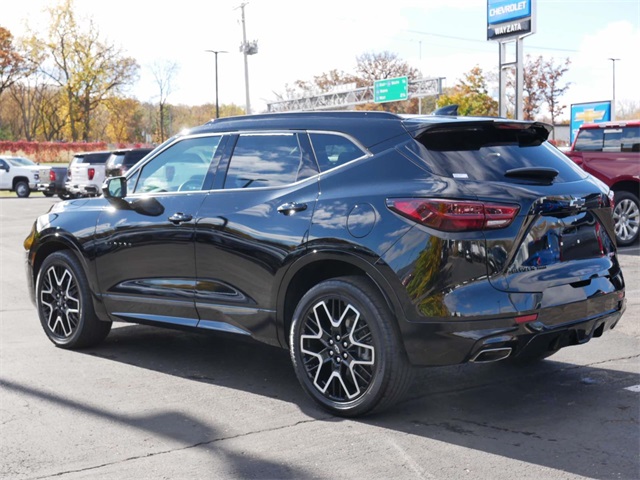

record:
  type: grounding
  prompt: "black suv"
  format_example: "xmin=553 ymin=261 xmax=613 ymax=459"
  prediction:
xmin=25 ymin=111 xmax=626 ymax=416
xmin=105 ymin=148 xmax=154 ymax=178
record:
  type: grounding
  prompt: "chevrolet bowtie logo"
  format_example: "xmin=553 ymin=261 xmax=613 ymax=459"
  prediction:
xmin=575 ymin=108 xmax=606 ymax=124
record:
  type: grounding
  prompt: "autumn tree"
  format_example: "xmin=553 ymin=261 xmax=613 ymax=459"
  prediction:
xmin=30 ymin=0 xmax=138 ymax=141
xmin=505 ymin=55 xmax=571 ymax=122
xmin=437 ymin=65 xmax=498 ymax=117
xmin=0 ymin=26 xmax=27 ymax=96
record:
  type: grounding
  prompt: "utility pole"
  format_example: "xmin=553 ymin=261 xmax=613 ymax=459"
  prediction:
xmin=238 ymin=3 xmax=258 ymax=115
xmin=608 ymin=58 xmax=620 ymax=121
xmin=205 ymin=50 xmax=227 ymax=118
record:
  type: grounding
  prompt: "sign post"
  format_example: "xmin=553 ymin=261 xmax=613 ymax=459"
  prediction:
xmin=570 ymin=101 xmax=612 ymax=144
xmin=487 ymin=0 xmax=536 ymax=120
xmin=374 ymin=77 xmax=408 ymax=104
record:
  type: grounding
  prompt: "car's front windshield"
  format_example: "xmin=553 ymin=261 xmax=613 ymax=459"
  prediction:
xmin=8 ymin=157 xmax=37 ymax=167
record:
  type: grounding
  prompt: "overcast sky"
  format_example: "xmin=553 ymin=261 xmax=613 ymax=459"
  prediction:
xmin=3 ymin=0 xmax=640 ymax=121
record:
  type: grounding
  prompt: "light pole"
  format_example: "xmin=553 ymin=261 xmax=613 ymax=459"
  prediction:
xmin=608 ymin=58 xmax=620 ymax=121
xmin=205 ymin=50 xmax=227 ymax=118
xmin=237 ymin=2 xmax=258 ymax=115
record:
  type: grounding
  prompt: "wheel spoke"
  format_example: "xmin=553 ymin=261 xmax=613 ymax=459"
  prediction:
xmin=299 ymin=297 xmax=376 ymax=403
xmin=39 ymin=264 xmax=80 ymax=340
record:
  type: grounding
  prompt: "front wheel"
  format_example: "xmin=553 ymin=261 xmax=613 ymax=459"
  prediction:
xmin=290 ymin=276 xmax=413 ymax=417
xmin=36 ymin=251 xmax=111 ymax=349
xmin=613 ymin=190 xmax=639 ymax=246
xmin=15 ymin=180 xmax=30 ymax=198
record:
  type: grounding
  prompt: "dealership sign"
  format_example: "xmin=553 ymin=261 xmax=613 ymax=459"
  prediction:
xmin=487 ymin=0 xmax=535 ymax=40
xmin=570 ymin=101 xmax=612 ymax=144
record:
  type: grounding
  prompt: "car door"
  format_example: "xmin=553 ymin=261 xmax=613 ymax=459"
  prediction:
xmin=194 ymin=132 xmax=319 ymax=345
xmin=0 ymin=159 xmax=10 ymax=189
xmin=94 ymin=135 xmax=226 ymax=327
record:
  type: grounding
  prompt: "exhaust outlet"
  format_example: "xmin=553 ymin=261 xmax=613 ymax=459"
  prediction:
xmin=470 ymin=347 xmax=512 ymax=363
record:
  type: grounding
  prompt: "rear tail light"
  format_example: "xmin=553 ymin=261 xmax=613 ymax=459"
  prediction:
xmin=515 ymin=313 xmax=538 ymax=324
xmin=88 ymin=167 xmax=95 ymax=180
xmin=49 ymin=170 xmax=56 ymax=181
xmin=387 ymin=198 xmax=520 ymax=232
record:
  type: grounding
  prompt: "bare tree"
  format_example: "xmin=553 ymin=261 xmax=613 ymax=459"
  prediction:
xmin=150 ymin=60 xmax=179 ymax=142
xmin=541 ymin=57 xmax=571 ymax=126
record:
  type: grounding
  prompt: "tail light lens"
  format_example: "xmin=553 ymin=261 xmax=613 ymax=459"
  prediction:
xmin=387 ymin=198 xmax=520 ymax=232
xmin=88 ymin=167 xmax=95 ymax=180
xmin=49 ymin=170 xmax=56 ymax=181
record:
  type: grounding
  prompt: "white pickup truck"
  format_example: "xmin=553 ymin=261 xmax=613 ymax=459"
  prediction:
xmin=0 ymin=156 xmax=41 ymax=197
xmin=65 ymin=150 xmax=111 ymax=197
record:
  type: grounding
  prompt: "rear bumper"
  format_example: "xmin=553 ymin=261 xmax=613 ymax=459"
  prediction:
xmin=66 ymin=183 xmax=100 ymax=196
xmin=402 ymin=297 xmax=626 ymax=366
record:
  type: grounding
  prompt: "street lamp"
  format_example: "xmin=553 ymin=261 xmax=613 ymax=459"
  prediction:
xmin=237 ymin=2 xmax=258 ymax=115
xmin=608 ymin=58 xmax=620 ymax=121
xmin=205 ymin=50 xmax=227 ymax=118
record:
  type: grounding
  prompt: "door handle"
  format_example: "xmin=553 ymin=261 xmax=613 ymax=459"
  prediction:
xmin=277 ymin=202 xmax=308 ymax=215
xmin=168 ymin=212 xmax=193 ymax=224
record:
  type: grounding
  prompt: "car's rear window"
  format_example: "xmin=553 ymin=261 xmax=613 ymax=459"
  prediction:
xmin=414 ymin=126 xmax=587 ymax=183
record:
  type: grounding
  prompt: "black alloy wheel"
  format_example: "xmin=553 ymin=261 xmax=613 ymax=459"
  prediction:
xmin=290 ymin=276 xmax=412 ymax=417
xmin=36 ymin=251 xmax=111 ymax=349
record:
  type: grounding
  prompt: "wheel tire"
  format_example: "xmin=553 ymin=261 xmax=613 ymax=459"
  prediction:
xmin=43 ymin=191 xmax=54 ymax=197
xmin=58 ymin=191 xmax=76 ymax=200
xmin=36 ymin=251 xmax=111 ymax=349
xmin=15 ymin=180 xmax=31 ymax=198
xmin=290 ymin=276 xmax=413 ymax=417
xmin=613 ymin=190 xmax=639 ymax=246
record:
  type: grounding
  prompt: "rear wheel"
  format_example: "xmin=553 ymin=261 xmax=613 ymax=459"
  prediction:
xmin=42 ymin=191 xmax=54 ymax=197
xmin=36 ymin=251 xmax=111 ymax=349
xmin=613 ymin=190 xmax=639 ymax=246
xmin=290 ymin=276 xmax=413 ymax=417
xmin=15 ymin=180 xmax=30 ymax=198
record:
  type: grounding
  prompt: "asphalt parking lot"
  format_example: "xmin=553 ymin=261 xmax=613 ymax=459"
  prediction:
xmin=1 ymin=196 xmax=638 ymax=480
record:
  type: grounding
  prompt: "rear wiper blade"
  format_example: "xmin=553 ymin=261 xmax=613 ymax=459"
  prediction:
xmin=504 ymin=167 xmax=559 ymax=181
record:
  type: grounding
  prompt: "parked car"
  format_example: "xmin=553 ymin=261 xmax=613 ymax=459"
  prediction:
xmin=565 ymin=119 xmax=640 ymax=246
xmin=105 ymin=148 xmax=154 ymax=178
xmin=0 ymin=156 xmax=40 ymax=197
xmin=25 ymin=112 xmax=626 ymax=416
xmin=65 ymin=150 xmax=111 ymax=197
xmin=37 ymin=165 xmax=72 ymax=199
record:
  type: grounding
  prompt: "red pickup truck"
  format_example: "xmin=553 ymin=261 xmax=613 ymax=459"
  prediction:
xmin=565 ymin=119 xmax=640 ymax=246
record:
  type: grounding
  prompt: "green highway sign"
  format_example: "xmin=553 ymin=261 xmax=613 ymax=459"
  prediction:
xmin=374 ymin=76 xmax=408 ymax=103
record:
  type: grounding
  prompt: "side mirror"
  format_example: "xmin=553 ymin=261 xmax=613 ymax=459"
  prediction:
xmin=103 ymin=176 xmax=127 ymax=199
xmin=0 ymin=164 xmax=9 ymax=172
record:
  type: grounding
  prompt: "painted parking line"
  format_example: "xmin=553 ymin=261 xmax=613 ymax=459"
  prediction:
xmin=624 ymin=385 xmax=640 ymax=393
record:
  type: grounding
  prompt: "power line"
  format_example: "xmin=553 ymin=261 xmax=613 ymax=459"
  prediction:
xmin=404 ymin=29 xmax=580 ymax=53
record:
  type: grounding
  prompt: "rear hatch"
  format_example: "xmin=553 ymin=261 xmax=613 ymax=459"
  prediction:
xmin=409 ymin=120 xmax=622 ymax=324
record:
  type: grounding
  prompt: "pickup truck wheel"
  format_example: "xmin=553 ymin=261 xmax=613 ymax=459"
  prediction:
xmin=43 ymin=192 xmax=54 ymax=197
xmin=15 ymin=180 xmax=31 ymax=198
xmin=59 ymin=192 xmax=75 ymax=200
xmin=613 ymin=191 xmax=639 ymax=246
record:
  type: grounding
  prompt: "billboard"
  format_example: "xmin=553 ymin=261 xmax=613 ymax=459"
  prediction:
xmin=570 ymin=101 xmax=612 ymax=144
xmin=487 ymin=0 xmax=535 ymax=40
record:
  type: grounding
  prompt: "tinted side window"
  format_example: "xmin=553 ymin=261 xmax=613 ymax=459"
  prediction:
xmin=574 ymin=129 xmax=604 ymax=151
xmin=621 ymin=126 xmax=640 ymax=152
xmin=125 ymin=150 xmax=151 ymax=166
xmin=224 ymin=134 xmax=304 ymax=189
xmin=132 ymin=136 xmax=222 ymax=194
xmin=309 ymin=133 xmax=366 ymax=172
